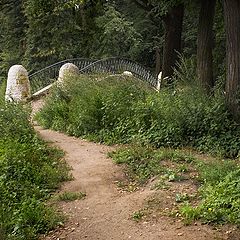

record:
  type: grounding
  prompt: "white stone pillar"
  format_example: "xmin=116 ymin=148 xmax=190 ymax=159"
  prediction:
xmin=156 ymin=71 xmax=162 ymax=91
xmin=122 ymin=71 xmax=133 ymax=77
xmin=5 ymin=65 xmax=31 ymax=102
xmin=58 ymin=63 xmax=79 ymax=83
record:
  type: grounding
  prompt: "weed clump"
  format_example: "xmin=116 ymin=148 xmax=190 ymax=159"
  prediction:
xmin=55 ymin=192 xmax=86 ymax=202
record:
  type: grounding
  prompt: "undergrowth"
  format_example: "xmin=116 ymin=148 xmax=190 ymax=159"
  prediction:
xmin=0 ymin=100 xmax=70 ymax=239
xmin=36 ymin=74 xmax=240 ymax=158
xmin=36 ymin=73 xmax=240 ymax=225
xmin=180 ymin=160 xmax=240 ymax=224
xmin=109 ymin=145 xmax=195 ymax=184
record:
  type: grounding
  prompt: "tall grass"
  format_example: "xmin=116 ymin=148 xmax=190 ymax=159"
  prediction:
xmin=37 ymin=74 xmax=240 ymax=158
xmin=0 ymin=93 xmax=70 ymax=239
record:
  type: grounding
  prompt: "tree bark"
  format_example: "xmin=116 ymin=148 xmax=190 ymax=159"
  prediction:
xmin=197 ymin=0 xmax=216 ymax=92
xmin=224 ymin=0 xmax=240 ymax=119
xmin=162 ymin=4 xmax=184 ymax=81
xmin=155 ymin=46 xmax=162 ymax=76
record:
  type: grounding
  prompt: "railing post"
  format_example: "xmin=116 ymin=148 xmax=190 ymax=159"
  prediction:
xmin=156 ymin=72 xmax=162 ymax=91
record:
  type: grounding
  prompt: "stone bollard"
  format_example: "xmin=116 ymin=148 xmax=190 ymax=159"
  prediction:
xmin=122 ymin=71 xmax=133 ymax=77
xmin=5 ymin=65 xmax=31 ymax=102
xmin=156 ymin=71 xmax=162 ymax=91
xmin=58 ymin=63 xmax=79 ymax=83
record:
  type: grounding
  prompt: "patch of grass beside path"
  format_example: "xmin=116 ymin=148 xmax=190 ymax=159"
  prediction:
xmin=110 ymin=144 xmax=240 ymax=225
xmin=54 ymin=192 xmax=86 ymax=202
xmin=110 ymin=145 xmax=196 ymax=185
xmin=0 ymin=101 xmax=71 ymax=240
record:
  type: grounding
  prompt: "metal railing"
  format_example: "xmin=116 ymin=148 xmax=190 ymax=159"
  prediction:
xmin=29 ymin=57 xmax=158 ymax=94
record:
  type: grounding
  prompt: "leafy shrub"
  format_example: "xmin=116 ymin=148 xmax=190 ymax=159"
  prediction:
xmin=36 ymin=75 xmax=151 ymax=144
xmin=178 ymin=154 xmax=240 ymax=224
xmin=197 ymin=169 xmax=240 ymax=224
xmin=37 ymin=74 xmax=240 ymax=158
xmin=0 ymin=101 xmax=70 ymax=239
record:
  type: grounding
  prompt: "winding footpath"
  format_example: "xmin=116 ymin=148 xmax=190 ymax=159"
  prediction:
xmin=32 ymin=101 xmax=232 ymax=240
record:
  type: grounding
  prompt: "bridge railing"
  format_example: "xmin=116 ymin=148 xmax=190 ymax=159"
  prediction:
xmin=29 ymin=58 xmax=96 ymax=94
xmin=29 ymin=57 xmax=158 ymax=94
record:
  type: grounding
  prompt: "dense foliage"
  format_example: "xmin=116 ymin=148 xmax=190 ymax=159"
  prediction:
xmin=36 ymin=74 xmax=240 ymax=158
xmin=0 ymin=0 xmax=158 ymax=76
xmin=0 ymin=97 xmax=70 ymax=239
xmin=0 ymin=1 xmax=224 ymax=77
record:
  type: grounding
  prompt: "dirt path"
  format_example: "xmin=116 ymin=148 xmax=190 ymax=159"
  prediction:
xmin=32 ymin=126 xmax=233 ymax=240
xmin=32 ymin=100 xmax=236 ymax=240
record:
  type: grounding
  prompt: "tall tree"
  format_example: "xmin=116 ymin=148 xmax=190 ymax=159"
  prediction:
xmin=23 ymin=0 xmax=105 ymax=71
xmin=162 ymin=3 xmax=184 ymax=80
xmin=132 ymin=0 xmax=184 ymax=80
xmin=197 ymin=0 xmax=216 ymax=92
xmin=94 ymin=5 xmax=141 ymax=58
xmin=224 ymin=0 xmax=240 ymax=118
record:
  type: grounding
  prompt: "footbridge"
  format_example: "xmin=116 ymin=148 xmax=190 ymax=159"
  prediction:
xmin=29 ymin=57 xmax=158 ymax=94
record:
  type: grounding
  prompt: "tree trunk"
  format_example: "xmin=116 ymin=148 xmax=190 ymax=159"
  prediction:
xmin=197 ymin=0 xmax=216 ymax=92
xmin=155 ymin=46 xmax=162 ymax=76
xmin=162 ymin=4 xmax=184 ymax=81
xmin=224 ymin=0 xmax=240 ymax=119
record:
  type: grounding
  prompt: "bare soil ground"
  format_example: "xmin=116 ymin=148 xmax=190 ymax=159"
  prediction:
xmin=32 ymin=100 xmax=239 ymax=240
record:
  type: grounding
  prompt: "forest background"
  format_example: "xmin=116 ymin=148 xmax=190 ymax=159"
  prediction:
xmin=0 ymin=0 xmax=240 ymax=116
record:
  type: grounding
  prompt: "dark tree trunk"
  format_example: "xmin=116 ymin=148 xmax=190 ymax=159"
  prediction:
xmin=197 ymin=0 xmax=216 ymax=92
xmin=155 ymin=46 xmax=162 ymax=76
xmin=224 ymin=0 xmax=240 ymax=119
xmin=162 ymin=4 xmax=184 ymax=81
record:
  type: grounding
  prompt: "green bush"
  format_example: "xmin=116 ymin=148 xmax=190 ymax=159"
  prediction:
xmin=178 ymin=151 xmax=240 ymax=224
xmin=37 ymin=74 xmax=240 ymax=158
xmin=36 ymin=75 xmax=151 ymax=144
xmin=0 ymin=102 xmax=69 ymax=240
